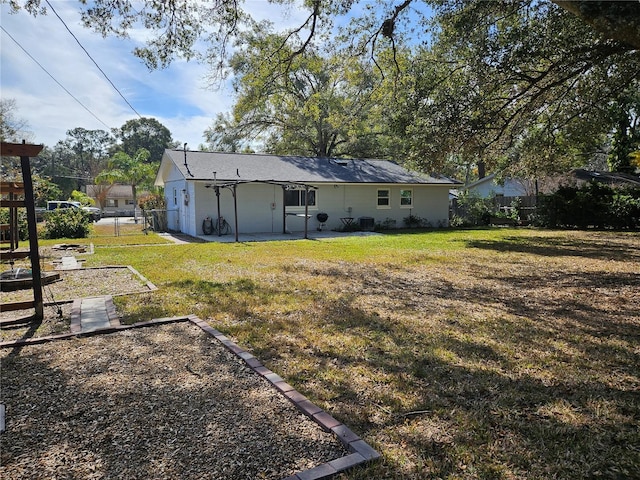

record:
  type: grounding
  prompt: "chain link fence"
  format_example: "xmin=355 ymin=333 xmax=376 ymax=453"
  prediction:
xmin=92 ymin=210 xmax=168 ymax=237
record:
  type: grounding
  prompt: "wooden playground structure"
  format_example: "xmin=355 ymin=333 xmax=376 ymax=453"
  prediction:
xmin=1 ymin=141 xmax=46 ymax=325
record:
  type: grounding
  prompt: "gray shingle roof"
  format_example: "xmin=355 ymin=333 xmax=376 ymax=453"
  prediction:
xmin=162 ymin=150 xmax=458 ymax=185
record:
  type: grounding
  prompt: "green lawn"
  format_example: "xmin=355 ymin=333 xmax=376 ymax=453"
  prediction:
xmin=78 ymin=229 xmax=640 ymax=478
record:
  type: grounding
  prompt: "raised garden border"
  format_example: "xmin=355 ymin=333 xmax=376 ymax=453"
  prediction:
xmin=0 ymin=314 xmax=380 ymax=480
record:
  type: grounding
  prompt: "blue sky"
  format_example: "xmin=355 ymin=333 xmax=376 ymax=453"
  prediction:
xmin=1 ymin=1 xmax=432 ymax=151
xmin=0 ymin=1 xmax=309 ymax=149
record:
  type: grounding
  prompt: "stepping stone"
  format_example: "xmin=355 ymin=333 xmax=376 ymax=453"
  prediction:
xmin=80 ymin=297 xmax=111 ymax=332
xmin=58 ymin=256 xmax=80 ymax=270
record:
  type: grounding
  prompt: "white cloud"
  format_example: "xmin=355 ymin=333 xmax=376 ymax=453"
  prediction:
xmin=1 ymin=1 xmax=229 ymax=147
xmin=0 ymin=0 xmax=314 ymax=149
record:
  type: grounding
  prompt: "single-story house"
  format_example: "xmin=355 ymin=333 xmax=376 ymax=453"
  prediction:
xmin=462 ymin=170 xmax=640 ymax=199
xmin=566 ymin=169 xmax=640 ymax=187
xmin=463 ymin=174 xmax=535 ymax=197
xmin=86 ymin=184 xmax=138 ymax=216
xmin=154 ymin=150 xmax=460 ymax=237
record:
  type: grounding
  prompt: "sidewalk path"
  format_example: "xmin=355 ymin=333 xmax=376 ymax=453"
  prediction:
xmin=71 ymin=295 xmax=119 ymax=334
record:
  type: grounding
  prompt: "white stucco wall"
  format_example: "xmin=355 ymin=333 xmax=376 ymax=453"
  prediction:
xmin=306 ymin=183 xmax=451 ymax=230
xmin=198 ymin=182 xmax=450 ymax=234
xmin=167 ymin=180 xmax=451 ymax=235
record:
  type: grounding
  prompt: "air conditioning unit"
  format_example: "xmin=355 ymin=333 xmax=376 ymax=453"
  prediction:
xmin=358 ymin=216 xmax=375 ymax=231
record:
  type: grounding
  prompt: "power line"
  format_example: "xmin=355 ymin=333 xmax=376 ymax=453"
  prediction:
xmin=0 ymin=25 xmax=111 ymax=130
xmin=44 ymin=0 xmax=142 ymax=119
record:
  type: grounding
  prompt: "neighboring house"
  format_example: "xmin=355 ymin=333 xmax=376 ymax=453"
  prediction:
xmin=566 ymin=169 xmax=640 ymax=188
xmin=452 ymin=174 xmax=539 ymax=220
xmin=463 ymin=174 xmax=535 ymax=197
xmin=86 ymin=184 xmax=137 ymax=215
xmin=463 ymin=170 xmax=640 ymax=199
xmin=154 ymin=149 xmax=460 ymax=237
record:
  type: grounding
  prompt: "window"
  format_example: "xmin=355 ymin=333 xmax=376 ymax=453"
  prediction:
xmin=173 ymin=188 xmax=177 ymax=206
xmin=377 ymin=189 xmax=390 ymax=208
xmin=400 ymin=189 xmax=413 ymax=207
xmin=125 ymin=199 xmax=135 ymax=206
xmin=285 ymin=189 xmax=316 ymax=207
xmin=105 ymin=199 xmax=118 ymax=208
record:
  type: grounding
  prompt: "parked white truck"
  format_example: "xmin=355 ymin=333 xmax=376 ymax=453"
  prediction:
xmin=44 ymin=201 xmax=102 ymax=222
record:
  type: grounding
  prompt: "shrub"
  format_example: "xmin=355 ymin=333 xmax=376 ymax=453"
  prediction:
xmin=610 ymin=192 xmax=640 ymax=229
xmin=70 ymin=190 xmax=96 ymax=207
xmin=537 ymin=182 xmax=640 ymax=229
xmin=138 ymin=192 xmax=166 ymax=211
xmin=41 ymin=208 xmax=92 ymax=239
xmin=0 ymin=208 xmax=29 ymax=241
xmin=450 ymin=214 xmax=466 ymax=228
xmin=403 ymin=213 xmax=424 ymax=228
xmin=376 ymin=218 xmax=397 ymax=230
xmin=454 ymin=191 xmax=495 ymax=226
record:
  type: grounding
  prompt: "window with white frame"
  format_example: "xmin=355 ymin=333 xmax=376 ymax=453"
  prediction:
xmin=105 ymin=199 xmax=118 ymax=208
xmin=285 ymin=189 xmax=316 ymax=207
xmin=173 ymin=188 xmax=177 ymax=206
xmin=377 ymin=189 xmax=390 ymax=208
xmin=125 ymin=199 xmax=135 ymax=206
xmin=400 ymin=189 xmax=413 ymax=207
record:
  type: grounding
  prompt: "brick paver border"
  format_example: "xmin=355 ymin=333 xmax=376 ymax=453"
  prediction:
xmin=1 ymin=315 xmax=380 ymax=479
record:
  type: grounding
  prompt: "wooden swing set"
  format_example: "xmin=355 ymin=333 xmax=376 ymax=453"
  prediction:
xmin=1 ymin=141 xmax=46 ymax=325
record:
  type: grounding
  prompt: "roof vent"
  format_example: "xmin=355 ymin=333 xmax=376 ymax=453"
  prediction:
xmin=333 ymin=159 xmax=349 ymax=166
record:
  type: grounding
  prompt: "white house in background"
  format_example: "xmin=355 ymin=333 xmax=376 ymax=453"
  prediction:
xmin=154 ymin=149 xmax=460 ymax=237
xmin=464 ymin=174 xmax=535 ymax=197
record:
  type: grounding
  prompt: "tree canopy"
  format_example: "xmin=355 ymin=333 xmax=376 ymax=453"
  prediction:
xmin=205 ymin=27 xmax=398 ymax=159
xmin=387 ymin=2 xmax=639 ymax=175
xmin=0 ymin=112 xmax=173 ymax=199
xmin=10 ymin=0 xmax=640 ymax=177
xmin=112 ymin=117 xmax=175 ymax=163
xmin=95 ymin=148 xmax=156 ymax=219
xmin=11 ymin=1 xmax=639 ymax=65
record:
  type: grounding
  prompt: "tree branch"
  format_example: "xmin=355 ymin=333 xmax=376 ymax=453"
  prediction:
xmin=553 ymin=1 xmax=640 ymax=49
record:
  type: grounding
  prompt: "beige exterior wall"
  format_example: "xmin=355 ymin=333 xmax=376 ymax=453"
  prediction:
xmin=175 ymin=181 xmax=450 ymax=236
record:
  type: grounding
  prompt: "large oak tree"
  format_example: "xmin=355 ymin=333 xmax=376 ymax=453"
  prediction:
xmin=112 ymin=117 xmax=174 ymax=163
xmin=388 ymin=2 xmax=639 ymax=176
xmin=205 ymin=26 xmax=396 ymax=158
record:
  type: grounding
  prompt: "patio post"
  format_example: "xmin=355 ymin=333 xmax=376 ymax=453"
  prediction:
xmin=282 ymin=185 xmax=287 ymax=234
xmin=215 ymin=185 xmax=222 ymax=237
xmin=304 ymin=186 xmax=309 ymax=239
xmin=232 ymin=183 xmax=239 ymax=242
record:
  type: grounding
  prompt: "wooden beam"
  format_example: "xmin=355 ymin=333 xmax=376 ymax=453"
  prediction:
xmin=20 ymin=155 xmax=44 ymax=321
xmin=0 ymin=315 xmax=36 ymax=328
xmin=0 ymin=142 xmax=43 ymax=158
xmin=0 ymin=250 xmax=31 ymax=260
xmin=0 ymin=200 xmax=25 ymax=208
xmin=0 ymin=300 xmax=36 ymax=312
xmin=0 ymin=181 xmax=25 ymax=195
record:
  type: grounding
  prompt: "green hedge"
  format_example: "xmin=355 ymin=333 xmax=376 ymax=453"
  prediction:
xmin=536 ymin=182 xmax=640 ymax=229
xmin=41 ymin=209 xmax=92 ymax=239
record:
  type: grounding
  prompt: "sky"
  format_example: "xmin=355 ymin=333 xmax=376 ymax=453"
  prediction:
xmin=0 ymin=1 xmax=309 ymax=150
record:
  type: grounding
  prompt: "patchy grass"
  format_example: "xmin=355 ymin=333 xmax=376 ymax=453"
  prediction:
xmin=29 ymin=218 xmax=171 ymax=247
xmin=31 ymin=229 xmax=640 ymax=477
